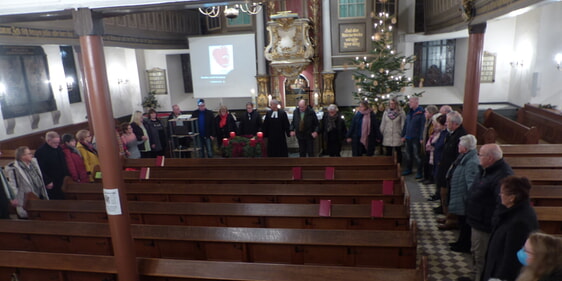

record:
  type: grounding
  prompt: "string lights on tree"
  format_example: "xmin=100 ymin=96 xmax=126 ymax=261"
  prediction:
xmin=350 ymin=0 xmax=422 ymax=109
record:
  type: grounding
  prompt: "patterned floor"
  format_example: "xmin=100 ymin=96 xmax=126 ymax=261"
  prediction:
xmin=406 ymin=178 xmax=473 ymax=281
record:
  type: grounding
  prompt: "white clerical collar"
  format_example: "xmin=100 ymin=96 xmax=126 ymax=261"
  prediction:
xmin=271 ymin=111 xmax=278 ymax=118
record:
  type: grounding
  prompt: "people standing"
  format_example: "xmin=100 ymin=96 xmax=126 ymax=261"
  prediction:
xmin=401 ymin=97 xmax=425 ymax=178
xmin=482 ymin=176 xmax=539 ymax=281
xmin=238 ymin=102 xmax=262 ymax=136
xmin=422 ymin=105 xmax=439 ymax=184
xmin=61 ymin=134 xmax=89 ymax=183
xmin=290 ymin=99 xmax=319 ymax=157
xmin=380 ymin=97 xmax=405 ymax=162
xmin=144 ymin=109 xmax=167 ymax=157
xmin=215 ymin=105 xmax=237 ymax=148
xmin=75 ymin=129 xmax=99 ymax=182
xmin=5 ymin=146 xmax=49 ymax=218
xmin=262 ymin=99 xmax=290 ymax=157
xmin=130 ymin=111 xmax=151 ymax=158
xmin=320 ymin=104 xmax=347 ymax=157
xmin=191 ymin=99 xmax=216 ymax=158
xmin=120 ymin=123 xmax=142 ymax=159
xmin=346 ymin=101 xmax=382 ymax=157
xmin=465 ymin=144 xmax=513 ymax=281
xmin=35 ymin=131 xmax=69 ymax=199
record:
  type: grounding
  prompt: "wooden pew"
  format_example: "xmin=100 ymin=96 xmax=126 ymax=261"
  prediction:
xmin=483 ymin=109 xmax=540 ymax=144
xmin=476 ymin=122 xmax=497 ymax=144
xmin=504 ymin=157 xmax=562 ymax=169
xmin=0 ymin=220 xmax=418 ymax=268
xmin=27 ymin=200 xmax=411 ymax=230
xmin=530 ymin=185 xmax=562 ymax=206
xmin=517 ymin=104 xmax=562 ymax=143
xmin=476 ymin=144 xmax=562 ymax=157
xmin=62 ymin=180 xmax=406 ymax=204
xmin=120 ymin=166 xmax=400 ymax=182
xmin=0 ymin=250 xmax=428 ymax=281
xmin=513 ymin=169 xmax=562 ymax=185
xmin=124 ymin=156 xmax=398 ymax=168
xmin=535 ymin=206 xmax=562 ymax=234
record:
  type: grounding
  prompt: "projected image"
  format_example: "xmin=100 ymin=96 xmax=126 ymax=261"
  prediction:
xmin=209 ymin=45 xmax=233 ymax=75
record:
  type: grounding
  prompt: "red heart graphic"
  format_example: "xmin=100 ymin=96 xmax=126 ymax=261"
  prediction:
xmin=212 ymin=46 xmax=231 ymax=68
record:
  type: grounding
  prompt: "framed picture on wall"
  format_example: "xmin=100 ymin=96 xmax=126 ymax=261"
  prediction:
xmin=146 ymin=68 xmax=168 ymax=95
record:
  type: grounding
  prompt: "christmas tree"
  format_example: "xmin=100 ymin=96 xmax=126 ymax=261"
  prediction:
xmin=350 ymin=0 xmax=422 ymax=109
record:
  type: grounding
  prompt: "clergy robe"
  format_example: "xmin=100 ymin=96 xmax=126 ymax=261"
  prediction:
xmin=262 ymin=110 xmax=290 ymax=157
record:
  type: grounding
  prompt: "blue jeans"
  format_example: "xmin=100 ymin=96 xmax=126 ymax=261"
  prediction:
xmin=404 ymin=138 xmax=422 ymax=173
xmin=199 ymin=136 xmax=213 ymax=158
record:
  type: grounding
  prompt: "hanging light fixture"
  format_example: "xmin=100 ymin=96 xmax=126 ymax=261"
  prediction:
xmin=198 ymin=2 xmax=263 ymax=18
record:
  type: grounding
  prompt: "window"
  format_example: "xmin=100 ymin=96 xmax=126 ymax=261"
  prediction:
xmin=206 ymin=16 xmax=220 ymax=31
xmin=413 ymin=39 xmax=456 ymax=87
xmin=60 ymin=46 xmax=81 ymax=104
xmin=338 ymin=0 xmax=366 ymax=18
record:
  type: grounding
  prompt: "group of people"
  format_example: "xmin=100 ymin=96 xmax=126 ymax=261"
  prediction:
xmin=0 ymin=130 xmax=100 ymax=219
xmin=398 ymin=101 xmax=562 ymax=281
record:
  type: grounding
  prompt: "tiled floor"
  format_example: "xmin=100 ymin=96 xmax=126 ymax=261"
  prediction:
xmin=406 ymin=177 xmax=473 ymax=281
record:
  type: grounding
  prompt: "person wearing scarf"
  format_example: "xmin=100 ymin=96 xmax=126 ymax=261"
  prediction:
xmin=60 ymin=133 xmax=89 ymax=183
xmin=75 ymin=129 xmax=100 ymax=182
xmin=5 ymin=146 xmax=50 ymax=218
xmin=214 ymin=105 xmax=237 ymax=148
xmin=320 ymin=104 xmax=347 ymax=157
xmin=380 ymin=97 xmax=405 ymax=162
xmin=346 ymin=101 xmax=382 ymax=156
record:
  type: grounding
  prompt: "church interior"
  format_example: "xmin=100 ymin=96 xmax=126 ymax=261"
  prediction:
xmin=0 ymin=0 xmax=560 ymax=281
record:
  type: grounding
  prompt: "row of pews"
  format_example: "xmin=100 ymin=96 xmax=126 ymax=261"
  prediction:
xmin=0 ymin=156 xmax=429 ymax=281
xmin=477 ymin=104 xmax=562 ymax=144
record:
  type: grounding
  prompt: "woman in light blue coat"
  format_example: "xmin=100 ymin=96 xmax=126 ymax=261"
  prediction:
xmin=446 ymin=134 xmax=480 ymax=252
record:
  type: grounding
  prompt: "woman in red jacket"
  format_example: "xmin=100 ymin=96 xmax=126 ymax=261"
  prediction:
xmin=61 ymin=134 xmax=89 ymax=183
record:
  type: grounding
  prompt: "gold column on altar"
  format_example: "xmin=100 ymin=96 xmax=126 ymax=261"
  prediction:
xmin=322 ymin=72 xmax=335 ymax=105
xmin=256 ymin=75 xmax=270 ymax=110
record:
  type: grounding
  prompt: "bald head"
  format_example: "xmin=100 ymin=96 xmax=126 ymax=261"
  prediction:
xmin=479 ymin=144 xmax=503 ymax=168
xmin=298 ymin=99 xmax=307 ymax=112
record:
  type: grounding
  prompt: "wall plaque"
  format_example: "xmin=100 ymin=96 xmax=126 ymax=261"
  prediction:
xmin=146 ymin=67 xmax=167 ymax=95
xmin=339 ymin=23 xmax=366 ymax=52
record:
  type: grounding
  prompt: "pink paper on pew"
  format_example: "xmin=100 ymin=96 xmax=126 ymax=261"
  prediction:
xmin=371 ymin=200 xmax=384 ymax=217
xmin=139 ymin=167 xmax=150 ymax=180
xmin=382 ymin=180 xmax=394 ymax=195
xmin=319 ymin=200 xmax=332 ymax=217
xmin=155 ymin=156 xmax=165 ymax=167
xmin=292 ymin=167 xmax=302 ymax=180
xmin=325 ymin=167 xmax=335 ymax=180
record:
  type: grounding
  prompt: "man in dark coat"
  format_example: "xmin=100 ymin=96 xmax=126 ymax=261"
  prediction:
xmin=238 ymin=102 xmax=262 ymax=136
xmin=465 ymin=144 xmax=513 ymax=281
xmin=401 ymin=97 xmax=425 ymax=178
xmin=262 ymin=99 xmax=290 ymax=157
xmin=290 ymin=99 xmax=319 ymax=157
xmin=35 ymin=131 xmax=69 ymax=200
xmin=191 ymin=99 xmax=216 ymax=158
xmin=435 ymin=110 xmax=467 ymax=215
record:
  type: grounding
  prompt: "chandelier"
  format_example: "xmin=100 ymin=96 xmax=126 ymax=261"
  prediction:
xmin=199 ymin=2 xmax=263 ymax=18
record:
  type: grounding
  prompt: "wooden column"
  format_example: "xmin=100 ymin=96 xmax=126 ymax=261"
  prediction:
xmin=462 ymin=23 xmax=486 ymax=135
xmin=72 ymin=8 xmax=139 ymax=281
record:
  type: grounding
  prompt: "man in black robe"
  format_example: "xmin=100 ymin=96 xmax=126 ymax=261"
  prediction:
xmin=262 ymin=99 xmax=290 ymax=157
xmin=35 ymin=131 xmax=69 ymax=200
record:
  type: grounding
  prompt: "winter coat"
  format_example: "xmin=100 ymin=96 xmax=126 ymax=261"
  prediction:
xmin=447 ymin=149 xmax=479 ymax=215
xmin=35 ymin=143 xmax=69 ymax=200
xmin=192 ymin=109 xmax=216 ymax=138
xmin=238 ymin=110 xmax=263 ymax=136
xmin=466 ymin=158 xmax=514 ymax=233
xmin=5 ymin=159 xmax=49 ymax=218
xmin=215 ymin=113 xmax=237 ymax=144
xmin=290 ymin=106 xmax=319 ymax=140
xmin=482 ymin=200 xmax=538 ymax=281
xmin=401 ymin=106 xmax=425 ymax=140
xmin=61 ymin=144 xmax=89 ymax=183
xmin=76 ymin=142 xmax=99 ymax=182
xmin=436 ymin=125 xmax=467 ymax=188
xmin=380 ymin=108 xmax=405 ymax=147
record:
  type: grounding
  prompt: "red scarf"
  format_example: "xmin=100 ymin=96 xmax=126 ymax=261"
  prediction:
xmin=219 ymin=114 xmax=227 ymax=128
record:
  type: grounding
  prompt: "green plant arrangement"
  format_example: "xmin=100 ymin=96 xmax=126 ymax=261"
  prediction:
xmin=538 ymin=104 xmax=557 ymax=110
xmin=222 ymin=136 xmax=263 ymax=158
xmin=142 ymin=90 xmax=161 ymax=110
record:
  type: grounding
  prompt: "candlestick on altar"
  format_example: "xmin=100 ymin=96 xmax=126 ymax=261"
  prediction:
xmin=222 ymin=138 xmax=229 ymax=146
xmin=314 ymin=92 xmax=319 ymax=107
xmin=229 ymin=131 xmax=236 ymax=138
xmin=268 ymin=94 xmax=272 ymax=105
xmin=250 ymin=89 xmax=256 ymax=106
xmin=257 ymin=132 xmax=264 ymax=139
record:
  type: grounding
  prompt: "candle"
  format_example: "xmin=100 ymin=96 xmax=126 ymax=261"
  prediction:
xmin=314 ymin=92 xmax=319 ymax=106
xmin=268 ymin=94 xmax=272 ymax=105
xmin=257 ymin=132 xmax=263 ymax=139
xmin=230 ymin=131 xmax=236 ymax=138
xmin=249 ymin=139 xmax=256 ymax=147
xmin=250 ymin=88 xmax=256 ymax=105
xmin=222 ymin=138 xmax=229 ymax=146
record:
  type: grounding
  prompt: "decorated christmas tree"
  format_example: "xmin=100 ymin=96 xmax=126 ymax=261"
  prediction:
xmin=350 ymin=0 xmax=422 ymax=108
